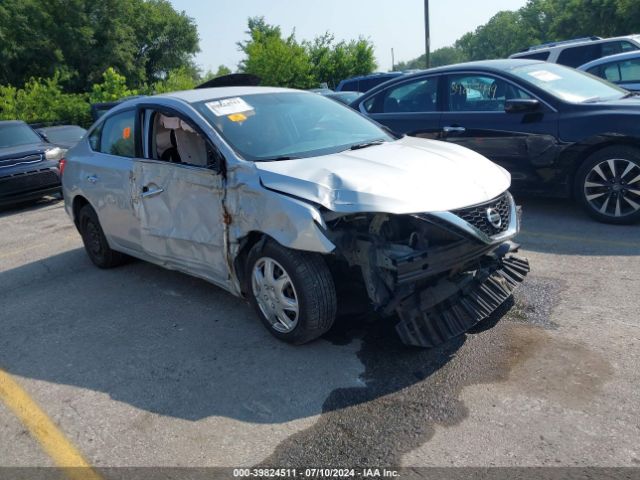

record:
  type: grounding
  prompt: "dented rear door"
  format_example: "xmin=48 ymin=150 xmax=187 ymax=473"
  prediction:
xmin=132 ymin=159 xmax=229 ymax=286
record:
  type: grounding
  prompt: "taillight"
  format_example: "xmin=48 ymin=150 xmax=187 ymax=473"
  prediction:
xmin=58 ymin=158 xmax=67 ymax=176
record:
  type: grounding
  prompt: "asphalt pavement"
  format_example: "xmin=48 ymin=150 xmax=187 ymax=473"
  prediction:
xmin=0 ymin=194 xmax=638 ymax=475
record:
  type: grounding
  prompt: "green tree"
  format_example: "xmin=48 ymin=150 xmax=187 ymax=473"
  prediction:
xmin=238 ymin=17 xmax=315 ymax=88
xmin=395 ymin=46 xmax=468 ymax=70
xmin=200 ymin=65 xmax=233 ymax=83
xmin=306 ymin=33 xmax=376 ymax=89
xmin=152 ymin=66 xmax=198 ymax=93
xmin=0 ymin=73 xmax=90 ymax=125
xmin=0 ymin=0 xmax=199 ymax=92
xmin=89 ymin=68 xmax=137 ymax=103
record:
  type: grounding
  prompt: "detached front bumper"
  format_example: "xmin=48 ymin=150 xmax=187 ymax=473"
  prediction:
xmin=395 ymin=250 xmax=530 ymax=348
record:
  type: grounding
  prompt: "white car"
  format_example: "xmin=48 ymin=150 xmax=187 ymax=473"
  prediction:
xmin=60 ymin=87 xmax=529 ymax=347
xmin=509 ymin=35 xmax=640 ymax=67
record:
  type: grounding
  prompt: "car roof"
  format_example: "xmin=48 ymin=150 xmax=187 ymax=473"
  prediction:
xmin=395 ymin=59 xmax=544 ymax=78
xmin=340 ymin=72 xmax=404 ymax=83
xmin=579 ymin=50 xmax=640 ymax=70
xmin=512 ymin=34 xmax=640 ymax=55
xmin=155 ymin=86 xmax=298 ymax=104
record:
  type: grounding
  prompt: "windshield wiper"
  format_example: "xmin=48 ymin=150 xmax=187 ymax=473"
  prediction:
xmin=621 ymin=91 xmax=639 ymax=99
xmin=348 ymin=139 xmax=386 ymax=151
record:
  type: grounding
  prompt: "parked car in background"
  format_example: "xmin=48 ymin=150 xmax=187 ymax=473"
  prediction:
xmin=336 ymin=71 xmax=406 ymax=93
xmin=37 ymin=125 xmax=87 ymax=149
xmin=352 ymin=59 xmax=640 ymax=224
xmin=90 ymin=95 xmax=146 ymax=122
xmin=0 ymin=120 xmax=65 ymax=205
xmin=311 ymin=88 xmax=362 ymax=106
xmin=579 ymin=51 xmax=640 ymax=91
xmin=509 ymin=35 xmax=640 ymax=68
xmin=62 ymin=87 xmax=528 ymax=348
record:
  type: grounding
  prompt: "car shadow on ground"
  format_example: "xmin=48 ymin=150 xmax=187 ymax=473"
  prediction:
xmin=0 ymin=248 xmax=471 ymax=425
xmin=0 ymin=196 xmax=62 ymax=218
xmin=513 ymin=194 xmax=639 ymax=256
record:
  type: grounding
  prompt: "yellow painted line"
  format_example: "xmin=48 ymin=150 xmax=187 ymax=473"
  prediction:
xmin=0 ymin=368 xmax=103 ymax=480
xmin=520 ymin=230 xmax=640 ymax=249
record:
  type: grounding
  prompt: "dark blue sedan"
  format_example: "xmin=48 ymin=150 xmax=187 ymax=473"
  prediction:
xmin=0 ymin=121 xmax=65 ymax=206
xmin=352 ymin=59 xmax=640 ymax=224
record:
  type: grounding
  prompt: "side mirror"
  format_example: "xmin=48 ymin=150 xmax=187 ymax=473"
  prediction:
xmin=505 ymin=98 xmax=540 ymax=114
xmin=38 ymin=131 xmax=50 ymax=142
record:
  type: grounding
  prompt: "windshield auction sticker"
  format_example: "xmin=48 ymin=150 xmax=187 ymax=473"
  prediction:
xmin=527 ymin=70 xmax=562 ymax=82
xmin=206 ymin=97 xmax=254 ymax=117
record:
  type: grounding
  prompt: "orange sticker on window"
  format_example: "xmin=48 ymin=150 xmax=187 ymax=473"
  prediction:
xmin=122 ymin=126 xmax=131 ymax=139
xmin=227 ymin=113 xmax=247 ymax=122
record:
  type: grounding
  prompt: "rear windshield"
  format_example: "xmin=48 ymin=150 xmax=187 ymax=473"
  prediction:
xmin=0 ymin=123 xmax=42 ymax=148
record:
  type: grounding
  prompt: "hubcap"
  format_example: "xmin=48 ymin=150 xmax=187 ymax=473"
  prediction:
xmin=251 ymin=257 xmax=299 ymax=333
xmin=584 ymin=158 xmax=640 ymax=217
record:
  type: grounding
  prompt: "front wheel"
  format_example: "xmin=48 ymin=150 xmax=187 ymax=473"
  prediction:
xmin=575 ymin=146 xmax=640 ymax=224
xmin=245 ymin=240 xmax=337 ymax=345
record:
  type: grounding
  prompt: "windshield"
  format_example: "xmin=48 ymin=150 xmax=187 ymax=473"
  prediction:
xmin=195 ymin=92 xmax=392 ymax=161
xmin=510 ymin=63 xmax=627 ymax=103
xmin=41 ymin=126 xmax=86 ymax=145
xmin=0 ymin=123 xmax=43 ymax=148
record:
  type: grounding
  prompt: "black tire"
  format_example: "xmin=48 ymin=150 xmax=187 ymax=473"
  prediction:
xmin=78 ymin=204 xmax=128 ymax=268
xmin=244 ymin=239 xmax=337 ymax=345
xmin=575 ymin=145 xmax=640 ymax=225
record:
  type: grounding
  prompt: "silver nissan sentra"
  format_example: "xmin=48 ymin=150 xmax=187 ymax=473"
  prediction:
xmin=61 ymin=87 xmax=529 ymax=347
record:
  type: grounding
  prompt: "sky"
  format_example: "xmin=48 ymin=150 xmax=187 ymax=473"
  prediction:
xmin=169 ymin=0 xmax=528 ymax=73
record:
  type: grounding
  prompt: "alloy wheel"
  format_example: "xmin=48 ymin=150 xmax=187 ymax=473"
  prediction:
xmin=251 ymin=257 xmax=299 ymax=333
xmin=583 ymin=158 xmax=640 ymax=218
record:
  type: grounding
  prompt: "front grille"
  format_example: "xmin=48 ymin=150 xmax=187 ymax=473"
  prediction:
xmin=0 ymin=153 xmax=43 ymax=168
xmin=0 ymin=169 xmax=59 ymax=196
xmin=452 ymin=193 xmax=511 ymax=237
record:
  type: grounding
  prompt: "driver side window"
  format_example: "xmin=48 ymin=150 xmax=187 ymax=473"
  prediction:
xmin=148 ymin=112 xmax=213 ymax=169
xmin=447 ymin=74 xmax=532 ymax=112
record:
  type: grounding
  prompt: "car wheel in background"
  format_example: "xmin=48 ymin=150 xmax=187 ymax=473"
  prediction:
xmin=575 ymin=145 xmax=640 ymax=224
xmin=78 ymin=204 xmax=128 ymax=268
xmin=245 ymin=239 xmax=337 ymax=344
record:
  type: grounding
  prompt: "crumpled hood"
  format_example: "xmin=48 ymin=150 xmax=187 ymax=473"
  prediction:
xmin=255 ymin=136 xmax=511 ymax=214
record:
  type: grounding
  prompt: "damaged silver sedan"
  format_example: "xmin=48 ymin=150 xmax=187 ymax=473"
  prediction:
xmin=61 ymin=87 xmax=529 ymax=347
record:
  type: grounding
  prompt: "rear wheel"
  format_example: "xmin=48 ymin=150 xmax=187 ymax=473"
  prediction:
xmin=575 ymin=146 xmax=640 ymax=224
xmin=245 ymin=240 xmax=337 ymax=345
xmin=78 ymin=204 xmax=128 ymax=268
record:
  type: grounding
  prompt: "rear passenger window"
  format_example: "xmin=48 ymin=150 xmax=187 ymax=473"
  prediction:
xmin=517 ymin=51 xmax=550 ymax=61
xmin=618 ymin=58 xmax=640 ymax=82
xmin=557 ymin=44 xmax=601 ymax=67
xmin=603 ymin=63 xmax=622 ymax=82
xmin=365 ymin=77 xmax=438 ymax=113
xmin=99 ymin=110 xmax=136 ymax=157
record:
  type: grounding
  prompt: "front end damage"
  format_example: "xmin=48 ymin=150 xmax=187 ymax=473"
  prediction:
xmin=322 ymin=191 xmax=530 ymax=348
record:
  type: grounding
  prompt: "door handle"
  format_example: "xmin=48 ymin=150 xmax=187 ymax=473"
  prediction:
xmin=141 ymin=186 xmax=164 ymax=198
xmin=442 ymin=126 xmax=466 ymax=134
xmin=86 ymin=175 xmax=98 ymax=184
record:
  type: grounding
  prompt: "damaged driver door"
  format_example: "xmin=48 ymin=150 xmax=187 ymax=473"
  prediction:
xmin=132 ymin=109 xmax=229 ymax=288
